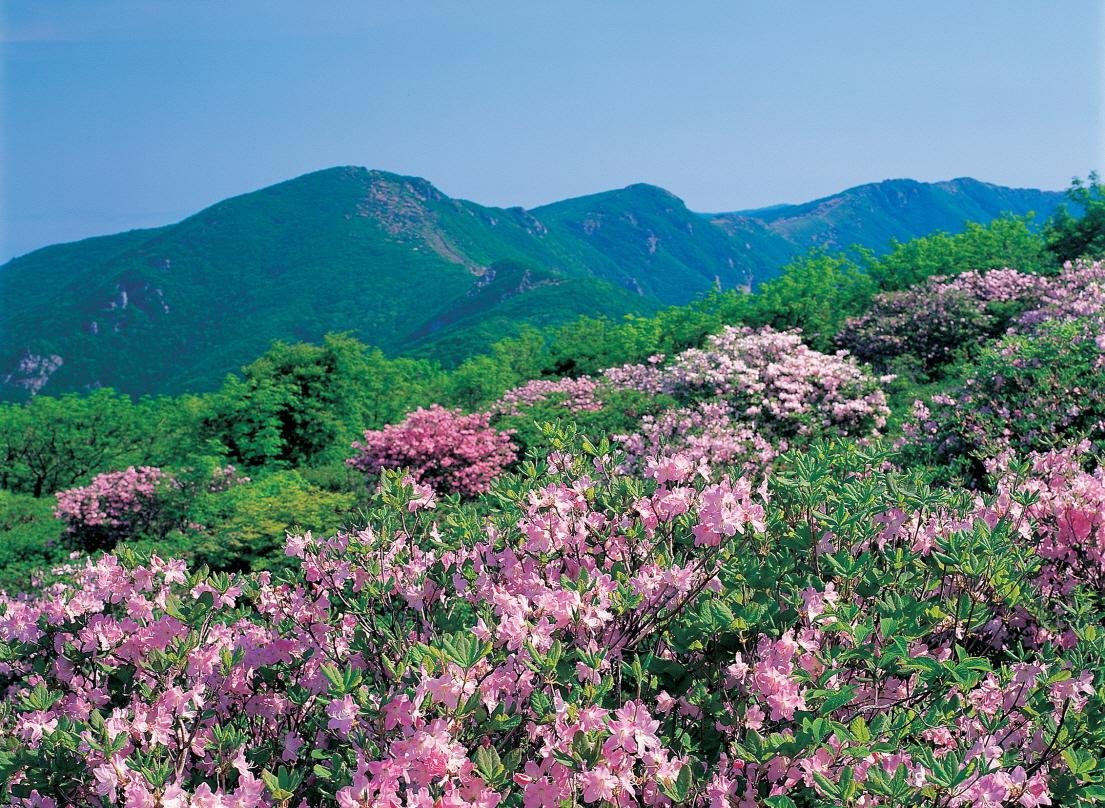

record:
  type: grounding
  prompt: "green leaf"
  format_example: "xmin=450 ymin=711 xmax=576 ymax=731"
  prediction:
xmin=849 ymin=716 xmax=871 ymax=744
xmin=822 ymin=685 xmax=857 ymax=713
xmin=473 ymin=745 xmax=504 ymax=784
xmin=660 ymin=764 xmax=693 ymax=802
xmin=765 ymin=797 xmax=798 ymax=808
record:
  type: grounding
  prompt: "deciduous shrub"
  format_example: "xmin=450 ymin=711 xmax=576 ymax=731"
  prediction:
xmin=988 ymin=443 xmax=1105 ymax=598
xmin=903 ymin=317 xmax=1105 ymax=478
xmin=835 ymin=268 xmax=1049 ymax=377
xmin=2 ymin=440 xmax=1104 ymax=806
xmin=348 ymin=405 xmax=517 ymax=497
xmin=0 ymin=492 xmax=66 ymax=593
xmin=53 ymin=466 xmax=176 ymax=553
xmin=175 ymin=470 xmax=354 ymax=572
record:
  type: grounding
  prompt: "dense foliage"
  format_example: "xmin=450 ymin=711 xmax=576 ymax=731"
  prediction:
xmin=2 ymin=187 xmax=1105 ymax=805
xmin=1047 ymin=173 xmax=1105 ymax=264
xmin=903 ymin=261 xmax=1105 ymax=480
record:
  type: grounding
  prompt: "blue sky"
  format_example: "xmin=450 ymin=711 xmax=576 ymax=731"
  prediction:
xmin=2 ymin=1 xmax=1102 ymax=261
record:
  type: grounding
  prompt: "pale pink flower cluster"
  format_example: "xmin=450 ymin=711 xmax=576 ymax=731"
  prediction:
xmin=348 ymin=405 xmax=517 ymax=497
xmin=606 ymin=329 xmax=887 ymax=478
xmin=206 ymin=464 xmax=250 ymax=493
xmin=599 ymin=354 xmax=669 ymax=396
xmin=493 ymin=376 xmax=602 ymax=418
xmin=655 ymin=327 xmax=890 ymax=437
xmin=53 ymin=466 xmax=172 ymax=550
xmin=1019 ymin=259 xmax=1105 ymax=326
xmin=606 ymin=328 xmax=889 ymax=447
xmin=616 ymin=402 xmax=781 ymax=476
xmin=939 ymin=267 xmax=1052 ymax=305
xmin=489 ymin=328 xmax=887 ymax=482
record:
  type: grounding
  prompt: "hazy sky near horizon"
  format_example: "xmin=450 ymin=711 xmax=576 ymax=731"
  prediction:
xmin=2 ymin=1 xmax=1103 ymax=261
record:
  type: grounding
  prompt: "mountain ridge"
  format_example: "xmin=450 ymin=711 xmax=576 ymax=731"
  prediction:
xmin=1 ymin=167 xmax=1066 ymax=399
xmin=711 ymin=176 xmax=1064 ymax=259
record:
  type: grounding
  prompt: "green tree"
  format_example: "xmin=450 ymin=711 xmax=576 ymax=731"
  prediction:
xmin=742 ymin=252 xmax=875 ymax=350
xmin=1046 ymin=172 xmax=1105 ymax=263
xmin=203 ymin=334 xmax=443 ymax=468
xmin=0 ymin=389 xmax=152 ymax=497
xmin=867 ymin=215 xmax=1052 ymax=291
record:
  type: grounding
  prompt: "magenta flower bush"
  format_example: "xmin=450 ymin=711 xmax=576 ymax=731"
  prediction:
xmin=348 ymin=405 xmax=517 ymax=497
xmin=4 ymin=438 xmax=1104 ymax=806
xmin=53 ymin=466 xmax=175 ymax=552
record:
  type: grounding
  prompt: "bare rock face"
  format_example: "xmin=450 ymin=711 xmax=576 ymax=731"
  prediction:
xmin=98 ymin=278 xmax=172 ymax=334
xmin=353 ymin=171 xmax=481 ymax=272
xmin=3 ymin=352 xmax=62 ymax=395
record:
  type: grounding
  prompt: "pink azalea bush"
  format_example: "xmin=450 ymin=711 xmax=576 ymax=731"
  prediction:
xmin=53 ymin=467 xmax=175 ymax=553
xmin=610 ymin=326 xmax=890 ymax=438
xmin=903 ymin=316 xmax=1105 ymax=477
xmin=1018 ymin=259 xmax=1105 ymax=328
xmin=348 ymin=405 xmax=517 ymax=497
xmin=494 ymin=327 xmax=890 ymax=476
xmin=614 ymin=402 xmax=781 ymax=477
xmin=986 ymin=442 xmax=1105 ymax=596
xmin=835 ymin=268 xmax=1050 ymax=376
xmin=4 ymin=438 xmax=1104 ymax=806
xmin=206 ymin=465 xmax=251 ymax=494
xmin=493 ymin=376 xmax=603 ymax=418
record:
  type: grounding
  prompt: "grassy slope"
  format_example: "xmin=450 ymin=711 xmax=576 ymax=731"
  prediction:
xmin=404 ymin=262 xmax=661 ymax=365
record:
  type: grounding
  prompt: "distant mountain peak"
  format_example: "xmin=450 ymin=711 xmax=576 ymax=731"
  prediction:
xmin=536 ymin=181 xmax=686 ymax=213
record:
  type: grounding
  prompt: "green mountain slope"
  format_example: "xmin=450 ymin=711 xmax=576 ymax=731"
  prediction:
xmin=530 ymin=183 xmax=754 ymax=300
xmin=709 ymin=177 xmax=1065 ymax=279
xmin=0 ymin=168 xmax=1065 ymax=399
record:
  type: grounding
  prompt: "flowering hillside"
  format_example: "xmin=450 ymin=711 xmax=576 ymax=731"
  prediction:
xmin=2 ymin=201 xmax=1105 ymax=805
